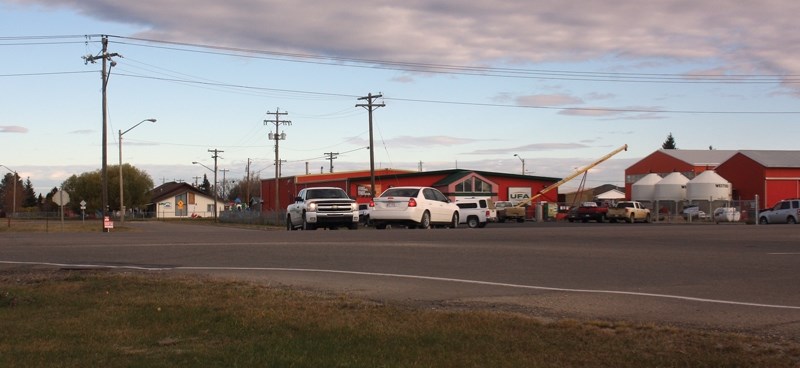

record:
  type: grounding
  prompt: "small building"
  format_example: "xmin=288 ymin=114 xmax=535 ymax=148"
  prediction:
xmin=260 ymin=168 xmax=562 ymax=218
xmin=148 ymin=182 xmax=219 ymax=219
xmin=716 ymin=151 xmax=800 ymax=208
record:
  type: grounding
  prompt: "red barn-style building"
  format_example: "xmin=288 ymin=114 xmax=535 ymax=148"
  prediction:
xmin=716 ymin=151 xmax=800 ymax=208
xmin=260 ymin=168 xmax=561 ymax=217
xmin=625 ymin=149 xmax=800 ymax=208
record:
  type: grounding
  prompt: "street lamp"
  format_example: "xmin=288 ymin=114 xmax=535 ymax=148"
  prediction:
xmin=119 ymin=118 xmax=156 ymax=224
xmin=193 ymin=161 xmax=218 ymax=221
xmin=513 ymin=154 xmax=526 ymax=175
xmin=0 ymin=165 xmax=17 ymax=228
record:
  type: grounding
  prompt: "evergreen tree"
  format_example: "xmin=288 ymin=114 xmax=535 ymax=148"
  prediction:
xmin=23 ymin=177 xmax=37 ymax=208
xmin=662 ymin=133 xmax=677 ymax=149
xmin=199 ymin=174 xmax=212 ymax=195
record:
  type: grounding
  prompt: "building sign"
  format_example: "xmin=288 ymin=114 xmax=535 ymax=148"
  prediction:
xmin=508 ymin=187 xmax=532 ymax=205
xmin=358 ymin=184 xmax=381 ymax=197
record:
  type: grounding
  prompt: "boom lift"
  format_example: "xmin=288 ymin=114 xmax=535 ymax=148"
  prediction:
xmin=515 ymin=144 xmax=628 ymax=208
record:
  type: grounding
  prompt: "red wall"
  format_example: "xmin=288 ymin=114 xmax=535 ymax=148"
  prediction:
xmin=716 ymin=153 xmax=765 ymax=205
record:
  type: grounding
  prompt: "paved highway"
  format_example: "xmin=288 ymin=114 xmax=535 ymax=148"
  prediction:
xmin=2 ymin=221 xmax=799 ymax=339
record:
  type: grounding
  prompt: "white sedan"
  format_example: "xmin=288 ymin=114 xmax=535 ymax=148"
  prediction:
xmin=369 ymin=186 xmax=460 ymax=229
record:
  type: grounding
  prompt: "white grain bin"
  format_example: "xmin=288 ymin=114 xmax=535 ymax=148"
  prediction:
xmin=631 ymin=173 xmax=662 ymax=202
xmin=686 ymin=170 xmax=732 ymax=201
xmin=653 ymin=172 xmax=689 ymax=201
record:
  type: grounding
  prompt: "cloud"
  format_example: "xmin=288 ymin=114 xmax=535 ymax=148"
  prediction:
xmin=467 ymin=142 xmax=591 ymax=155
xmin=347 ymin=135 xmax=485 ymax=149
xmin=14 ymin=0 xmax=800 ymax=81
xmin=0 ymin=126 xmax=28 ymax=133
xmin=516 ymin=94 xmax=583 ymax=107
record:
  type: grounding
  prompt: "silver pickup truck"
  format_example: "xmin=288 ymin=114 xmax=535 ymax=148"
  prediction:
xmin=286 ymin=187 xmax=359 ymax=230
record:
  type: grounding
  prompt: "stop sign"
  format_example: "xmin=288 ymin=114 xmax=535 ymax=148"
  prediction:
xmin=52 ymin=190 xmax=70 ymax=206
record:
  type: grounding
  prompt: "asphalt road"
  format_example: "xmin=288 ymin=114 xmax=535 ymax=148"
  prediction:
xmin=2 ymin=221 xmax=799 ymax=339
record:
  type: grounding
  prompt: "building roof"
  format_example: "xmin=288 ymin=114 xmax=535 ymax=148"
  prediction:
xmin=737 ymin=150 xmax=800 ymax=168
xmin=363 ymin=169 xmax=561 ymax=183
xmin=149 ymin=182 xmax=213 ymax=202
xmin=659 ymin=149 xmax=738 ymax=167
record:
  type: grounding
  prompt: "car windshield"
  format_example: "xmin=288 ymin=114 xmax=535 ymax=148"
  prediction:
xmin=307 ymin=189 xmax=348 ymax=199
xmin=381 ymin=188 xmax=420 ymax=198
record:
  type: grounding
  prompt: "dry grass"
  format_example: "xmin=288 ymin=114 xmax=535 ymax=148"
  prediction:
xmin=1 ymin=269 xmax=798 ymax=367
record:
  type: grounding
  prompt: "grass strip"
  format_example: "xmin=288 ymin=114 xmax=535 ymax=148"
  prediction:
xmin=0 ymin=269 xmax=798 ymax=367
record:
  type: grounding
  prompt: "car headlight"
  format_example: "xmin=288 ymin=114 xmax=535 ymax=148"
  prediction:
xmin=308 ymin=203 xmax=317 ymax=211
xmin=351 ymin=203 xmax=358 ymax=211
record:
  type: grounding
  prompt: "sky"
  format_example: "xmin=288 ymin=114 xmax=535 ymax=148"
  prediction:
xmin=3 ymin=1 xmax=800 ymax=196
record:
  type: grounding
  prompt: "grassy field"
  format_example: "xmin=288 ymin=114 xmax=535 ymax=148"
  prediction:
xmin=1 ymin=269 xmax=798 ymax=367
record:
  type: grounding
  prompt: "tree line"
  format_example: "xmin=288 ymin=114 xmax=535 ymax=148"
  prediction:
xmin=1 ymin=165 xmax=260 ymax=216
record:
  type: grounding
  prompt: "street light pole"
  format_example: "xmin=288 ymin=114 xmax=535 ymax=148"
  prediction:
xmin=0 ymin=165 xmax=17 ymax=228
xmin=193 ymin=160 xmax=220 ymax=221
xmin=119 ymin=118 xmax=156 ymax=224
xmin=513 ymin=154 xmax=526 ymax=175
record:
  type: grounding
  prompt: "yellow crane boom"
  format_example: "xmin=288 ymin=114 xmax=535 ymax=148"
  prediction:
xmin=515 ymin=144 xmax=628 ymax=207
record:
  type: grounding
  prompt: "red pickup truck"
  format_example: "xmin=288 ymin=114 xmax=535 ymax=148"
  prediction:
xmin=569 ymin=202 xmax=609 ymax=223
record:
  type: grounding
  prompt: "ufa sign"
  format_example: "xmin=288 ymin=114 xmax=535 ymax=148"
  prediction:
xmin=508 ymin=187 xmax=531 ymax=205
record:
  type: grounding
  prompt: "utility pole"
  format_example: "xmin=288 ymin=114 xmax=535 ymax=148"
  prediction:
xmin=220 ymin=168 xmax=229 ymax=206
xmin=193 ymin=176 xmax=202 ymax=187
xmin=356 ymin=93 xmax=384 ymax=197
xmin=208 ymin=149 xmax=223 ymax=222
xmin=245 ymin=158 xmax=251 ymax=207
xmin=324 ymin=152 xmax=339 ymax=173
xmin=83 ymin=35 xmax=121 ymax=232
xmin=264 ymin=108 xmax=291 ymax=215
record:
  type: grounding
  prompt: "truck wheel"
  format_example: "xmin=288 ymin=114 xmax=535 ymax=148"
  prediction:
xmin=759 ymin=216 xmax=768 ymax=225
xmin=467 ymin=216 xmax=479 ymax=228
xmin=302 ymin=213 xmax=316 ymax=230
xmin=286 ymin=215 xmax=294 ymax=231
xmin=628 ymin=214 xmax=635 ymax=223
xmin=419 ymin=211 xmax=431 ymax=229
xmin=788 ymin=217 xmax=797 ymax=224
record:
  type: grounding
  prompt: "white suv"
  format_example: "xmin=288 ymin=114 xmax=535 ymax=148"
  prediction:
xmin=759 ymin=199 xmax=800 ymax=224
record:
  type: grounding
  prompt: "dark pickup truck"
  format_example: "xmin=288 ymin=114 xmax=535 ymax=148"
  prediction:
xmin=569 ymin=202 xmax=609 ymax=223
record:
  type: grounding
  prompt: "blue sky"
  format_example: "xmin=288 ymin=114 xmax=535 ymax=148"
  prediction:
xmin=3 ymin=1 xmax=800 ymax=195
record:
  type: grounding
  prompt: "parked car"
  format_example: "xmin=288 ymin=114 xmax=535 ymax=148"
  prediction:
xmin=607 ymin=201 xmax=651 ymax=223
xmin=286 ymin=187 xmax=359 ymax=230
xmin=758 ymin=199 xmax=800 ymax=224
xmin=455 ymin=199 xmax=489 ymax=228
xmin=369 ymin=186 xmax=460 ymax=229
xmin=572 ymin=201 xmax=609 ymax=222
xmin=713 ymin=207 xmax=741 ymax=223
xmin=682 ymin=205 xmax=708 ymax=220
xmin=495 ymin=200 xmax=526 ymax=223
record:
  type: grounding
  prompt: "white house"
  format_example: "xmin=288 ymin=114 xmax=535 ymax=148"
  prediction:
xmin=149 ymin=182 xmax=219 ymax=219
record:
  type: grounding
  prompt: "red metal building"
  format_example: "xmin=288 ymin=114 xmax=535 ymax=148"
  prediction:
xmin=625 ymin=149 xmax=800 ymax=208
xmin=716 ymin=151 xmax=800 ymax=208
xmin=260 ymin=168 xmax=561 ymax=215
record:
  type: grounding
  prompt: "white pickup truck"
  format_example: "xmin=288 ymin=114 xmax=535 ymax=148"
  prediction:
xmin=607 ymin=201 xmax=652 ymax=223
xmin=286 ymin=187 xmax=359 ymax=230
